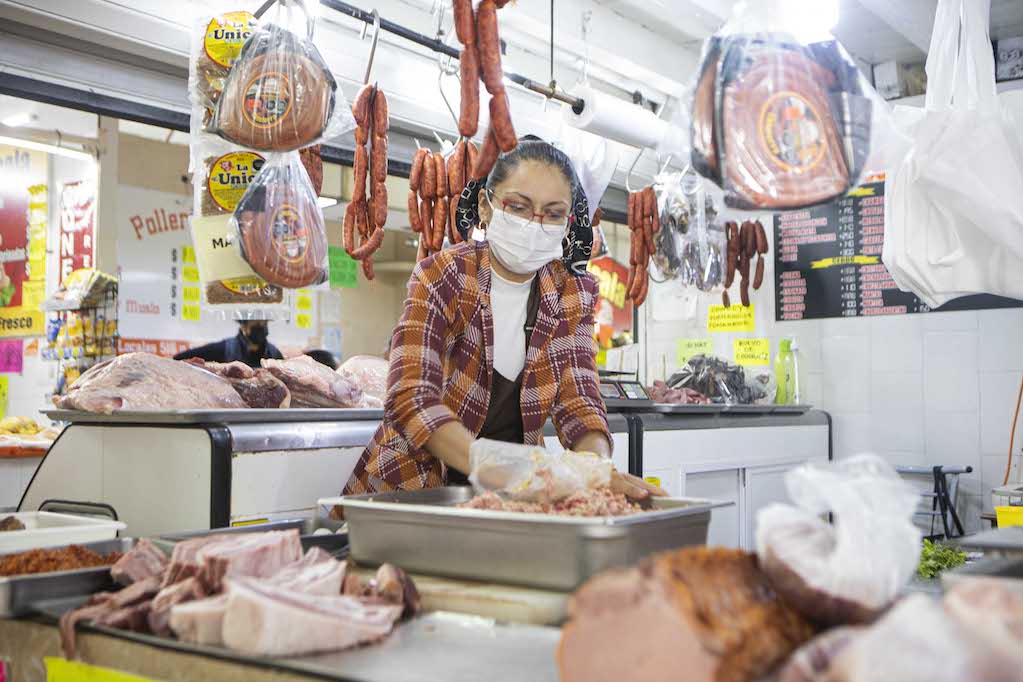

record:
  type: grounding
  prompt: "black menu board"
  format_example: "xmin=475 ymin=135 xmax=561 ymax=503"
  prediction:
xmin=773 ymin=180 xmax=1023 ymax=320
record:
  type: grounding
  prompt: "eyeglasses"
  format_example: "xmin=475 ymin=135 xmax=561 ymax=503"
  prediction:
xmin=486 ymin=189 xmax=573 ymax=235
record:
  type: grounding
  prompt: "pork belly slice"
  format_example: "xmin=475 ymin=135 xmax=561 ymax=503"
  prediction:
xmin=558 ymin=547 xmax=814 ymax=682
xmin=111 ymin=538 xmax=169 ymax=586
xmin=169 ymin=595 xmax=229 ymax=646
xmin=163 ymin=530 xmax=303 ymax=591
xmin=147 ymin=576 xmax=208 ymax=636
xmin=221 ymin=579 xmax=403 ymax=657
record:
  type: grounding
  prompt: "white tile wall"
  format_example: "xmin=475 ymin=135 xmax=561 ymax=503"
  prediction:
xmin=0 ymin=457 xmax=41 ymax=510
xmin=642 ymin=225 xmax=1023 ymax=533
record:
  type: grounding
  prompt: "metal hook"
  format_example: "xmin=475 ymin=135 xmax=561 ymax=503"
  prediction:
xmin=437 ymin=69 xmax=462 ymax=137
xmin=362 ymin=9 xmax=381 ymax=85
xmin=625 ymin=148 xmax=645 ymax=193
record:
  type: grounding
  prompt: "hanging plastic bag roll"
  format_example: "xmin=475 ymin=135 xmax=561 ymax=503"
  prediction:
xmin=563 ymin=84 xmax=667 ymax=152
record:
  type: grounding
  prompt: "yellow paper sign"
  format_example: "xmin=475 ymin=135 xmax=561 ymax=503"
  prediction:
xmin=182 ymin=286 xmax=201 ymax=303
xmin=22 ymin=280 xmax=45 ymax=311
xmin=0 ymin=376 xmax=8 ymax=419
xmin=46 ymin=657 xmax=158 ymax=682
xmin=734 ymin=338 xmax=770 ymax=366
xmin=182 ymin=304 xmax=201 ymax=322
xmin=707 ymin=304 xmax=756 ymax=333
xmin=0 ymin=307 xmax=45 ymax=338
xmin=182 ymin=266 xmax=200 ymax=283
xmin=28 ymin=258 xmax=46 ymax=281
xmin=676 ymin=338 xmax=713 ymax=367
xmin=182 ymin=246 xmax=197 ymax=264
xmin=296 ymin=290 xmax=312 ymax=311
xmin=296 ymin=313 xmax=312 ymax=329
xmin=645 ymin=476 xmax=661 ymax=487
xmin=190 ymin=214 xmax=258 ymax=282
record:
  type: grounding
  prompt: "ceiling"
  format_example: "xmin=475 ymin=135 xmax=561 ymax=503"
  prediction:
xmin=594 ymin=0 xmax=1023 ymax=68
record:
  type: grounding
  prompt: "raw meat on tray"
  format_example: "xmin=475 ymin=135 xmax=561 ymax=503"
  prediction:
xmin=261 ymin=355 xmax=365 ymax=408
xmin=111 ymin=539 xmax=168 ymax=586
xmin=52 ymin=352 xmax=248 ymax=413
xmin=184 ymin=358 xmax=292 ymax=408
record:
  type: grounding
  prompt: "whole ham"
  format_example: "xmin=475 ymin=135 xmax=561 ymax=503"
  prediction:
xmin=53 ymin=353 xmax=247 ymax=413
xmin=559 ymin=547 xmax=814 ymax=682
xmin=262 ymin=356 xmax=364 ymax=408
xmin=184 ymin=359 xmax=291 ymax=409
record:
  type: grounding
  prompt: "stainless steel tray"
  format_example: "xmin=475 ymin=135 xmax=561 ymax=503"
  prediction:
xmin=0 ymin=537 xmax=134 ymax=618
xmin=159 ymin=520 xmax=349 ymax=559
xmin=956 ymin=527 xmax=1023 ymax=556
xmin=45 ymin=408 xmax=385 ymax=425
xmin=646 ymin=403 xmax=812 ymax=415
xmin=329 ymin=487 xmax=730 ymax=592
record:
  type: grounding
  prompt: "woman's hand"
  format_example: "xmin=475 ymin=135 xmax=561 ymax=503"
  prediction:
xmin=611 ymin=470 xmax=669 ymax=499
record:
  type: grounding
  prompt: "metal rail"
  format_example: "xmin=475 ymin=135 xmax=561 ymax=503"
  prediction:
xmin=320 ymin=0 xmax=586 ymax=111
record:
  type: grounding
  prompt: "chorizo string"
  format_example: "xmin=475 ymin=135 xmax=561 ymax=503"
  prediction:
xmin=347 ymin=84 xmax=389 ymax=279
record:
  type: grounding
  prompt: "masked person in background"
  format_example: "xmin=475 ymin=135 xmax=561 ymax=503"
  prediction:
xmin=174 ymin=319 xmax=284 ymax=368
xmin=343 ymin=136 xmax=662 ymax=500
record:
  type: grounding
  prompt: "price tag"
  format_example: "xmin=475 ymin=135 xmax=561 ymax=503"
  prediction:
xmin=676 ymin=338 xmax=713 ymax=367
xmin=734 ymin=338 xmax=770 ymax=366
xmin=296 ymin=290 xmax=313 ymax=311
xmin=181 ymin=246 xmax=197 ymax=264
xmin=644 ymin=476 xmax=661 ymax=487
xmin=707 ymin=304 xmax=755 ymax=333
xmin=296 ymin=313 xmax=312 ymax=329
xmin=0 ymin=377 xmax=8 ymax=419
xmin=46 ymin=657 xmax=158 ymax=682
xmin=328 ymin=246 xmax=358 ymax=289
xmin=182 ymin=304 xmax=201 ymax=322
xmin=182 ymin=286 xmax=201 ymax=303
xmin=182 ymin=266 xmax=200 ymax=283
xmin=22 ymin=280 xmax=45 ymax=311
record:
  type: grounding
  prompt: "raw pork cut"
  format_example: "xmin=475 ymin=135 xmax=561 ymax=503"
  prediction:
xmin=458 ymin=489 xmax=641 ymax=516
xmin=147 ymin=577 xmax=208 ymax=636
xmin=558 ymin=547 xmax=814 ymax=682
xmin=337 ymin=355 xmax=388 ymax=403
xmin=60 ymin=575 xmax=163 ymax=658
xmin=111 ymin=539 xmax=168 ymax=586
xmin=168 ymin=595 xmax=229 ymax=646
xmin=162 ymin=530 xmax=303 ymax=591
xmin=262 ymin=356 xmax=364 ymax=408
xmin=53 ymin=353 xmax=247 ymax=413
xmin=221 ymin=578 xmax=403 ymax=656
xmin=184 ymin=359 xmax=291 ymax=408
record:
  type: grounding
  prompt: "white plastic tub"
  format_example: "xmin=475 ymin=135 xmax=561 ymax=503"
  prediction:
xmin=0 ymin=512 xmax=126 ymax=553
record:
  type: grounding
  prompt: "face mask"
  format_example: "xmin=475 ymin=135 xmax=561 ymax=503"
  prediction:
xmin=485 ymin=198 xmax=566 ymax=275
xmin=244 ymin=324 xmax=269 ymax=346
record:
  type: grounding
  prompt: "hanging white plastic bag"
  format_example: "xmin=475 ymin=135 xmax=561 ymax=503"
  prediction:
xmin=755 ymin=454 xmax=920 ymax=627
xmin=468 ymin=439 xmax=613 ymax=503
xmin=209 ymin=0 xmax=355 ymax=151
xmin=884 ymin=0 xmax=1023 ymax=306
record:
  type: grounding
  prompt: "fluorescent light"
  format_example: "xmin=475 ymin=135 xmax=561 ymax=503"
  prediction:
xmin=317 ymin=197 xmax=338 ymax=208
xmin=1 ymin=112 xmax=32 ymax=128
xmin=0 ymin=135 xmax=94 ymax=162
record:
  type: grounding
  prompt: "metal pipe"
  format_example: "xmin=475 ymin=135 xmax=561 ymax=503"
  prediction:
xmin=319 ymin=0 xmax=584 ymax=110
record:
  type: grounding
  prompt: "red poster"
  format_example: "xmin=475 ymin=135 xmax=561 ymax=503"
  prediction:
xmin=0 ymin=174 xmax=29 ymax=308
xmin=586 ymin=256 xmax=633 ymax=348
xmin=58 ymin=182 xmax=95 ymax=284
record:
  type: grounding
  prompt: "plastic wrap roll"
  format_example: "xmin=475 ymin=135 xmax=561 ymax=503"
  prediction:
xmin=563 ymin=84 xmax=666 ymax=150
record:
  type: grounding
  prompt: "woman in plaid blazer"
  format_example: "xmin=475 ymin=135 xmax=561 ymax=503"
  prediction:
xmin=343 ymin=138 xmax=661 ymax=500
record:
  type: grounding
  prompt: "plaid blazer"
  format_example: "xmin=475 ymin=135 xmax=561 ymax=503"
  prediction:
xmin=343 ymin=240 xmax=610 ymax=494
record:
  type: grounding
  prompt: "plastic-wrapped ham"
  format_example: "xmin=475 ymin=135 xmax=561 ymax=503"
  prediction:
xmin=53 ymin=353 xmax=248 ymax=414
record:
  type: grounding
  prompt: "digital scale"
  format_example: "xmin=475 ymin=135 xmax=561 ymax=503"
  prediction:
xmin=598 ymin=375 xmax=653 ymax=411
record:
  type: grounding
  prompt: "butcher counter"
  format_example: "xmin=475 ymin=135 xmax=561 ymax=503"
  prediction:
xmin=20 ymin=407 xmax=830 ymax=546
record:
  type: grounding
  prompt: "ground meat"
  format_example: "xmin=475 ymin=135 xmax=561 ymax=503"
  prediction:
xmin=458 ymin=488 xmax=642 ymax=517
xmin=0 ymin=545 xmax=122 ymax=577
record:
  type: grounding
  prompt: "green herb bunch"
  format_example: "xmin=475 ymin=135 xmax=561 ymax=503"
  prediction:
xmin=917 ymin=539 xmax=967 ymax=579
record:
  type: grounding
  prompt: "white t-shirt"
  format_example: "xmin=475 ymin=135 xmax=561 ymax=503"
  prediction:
xmin=490 ymin=268 xmax=534 ymax=380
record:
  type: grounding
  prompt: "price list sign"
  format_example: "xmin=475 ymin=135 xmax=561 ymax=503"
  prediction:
xmin=774 ymin=180 xmax=1023 ymax=320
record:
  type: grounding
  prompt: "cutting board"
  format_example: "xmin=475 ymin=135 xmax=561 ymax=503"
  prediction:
xmin=353 ymin=568 xmax=569 ymax=626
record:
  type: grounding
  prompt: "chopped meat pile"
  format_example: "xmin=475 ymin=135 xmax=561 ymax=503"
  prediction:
xmin=559 ymin=547 xmax=814 ymax=682
xmin=59 ymin=529 xmax=419 ymax=659
xmin=647 ymin=380 xmax=711 ymax=405
xmin=0 ymin=545 xmax=122 ymax=576
xmin=458 ymin=488 xmax=642 ymax=517
xmin=0 ymin=515 xmax=26 ymax=532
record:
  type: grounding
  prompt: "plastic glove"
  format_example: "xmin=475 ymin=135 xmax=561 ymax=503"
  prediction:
xmin=468 ymin=439 xmax=613 ymax=503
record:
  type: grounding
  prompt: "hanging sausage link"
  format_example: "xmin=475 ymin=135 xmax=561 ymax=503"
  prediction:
xmin=347 ymin=85 xmax=389 ymax=279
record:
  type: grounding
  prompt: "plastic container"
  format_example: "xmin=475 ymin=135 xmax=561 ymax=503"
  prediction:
xmin=0 ymin=512 xmax=126 ymax=553
xmin=996 ymin=506 xmax=1023 ymax=528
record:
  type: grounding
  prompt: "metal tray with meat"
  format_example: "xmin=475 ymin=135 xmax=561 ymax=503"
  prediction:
xmin=0 ymin=537 xmax=135 ymax=618
xmin=325 ymin=487 xmax=730 ymax=592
